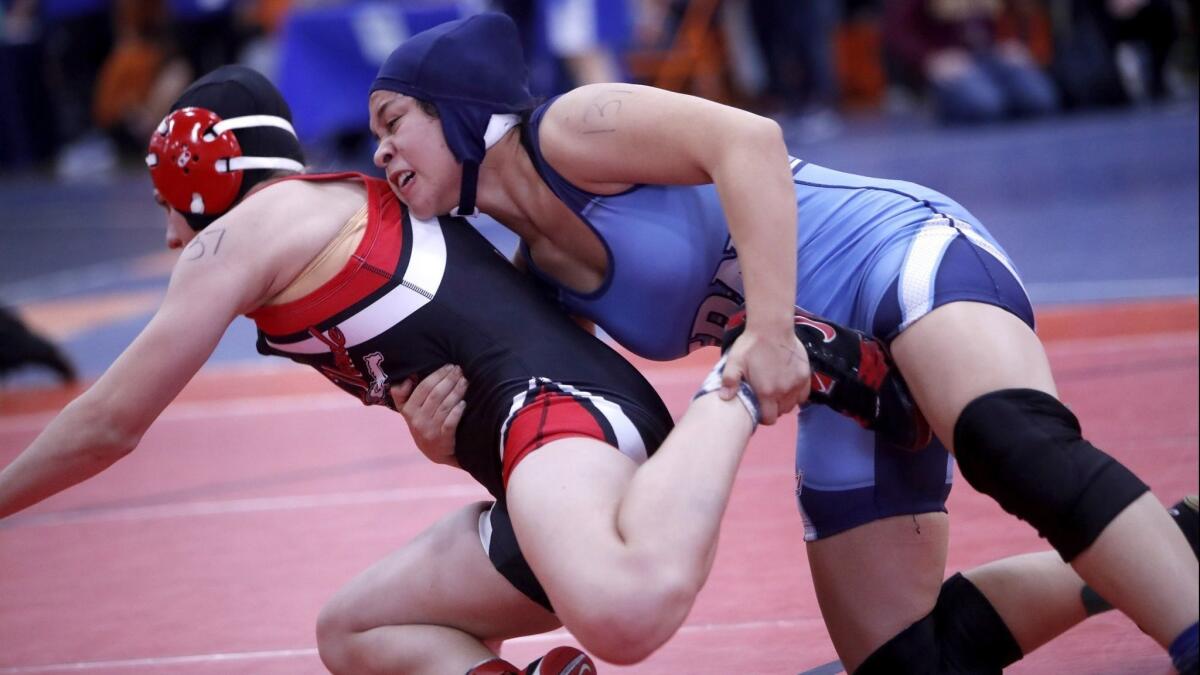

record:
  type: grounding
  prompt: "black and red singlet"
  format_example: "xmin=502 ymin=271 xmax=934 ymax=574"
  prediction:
xmin=247 ymin=173 xmax=672 ymax=498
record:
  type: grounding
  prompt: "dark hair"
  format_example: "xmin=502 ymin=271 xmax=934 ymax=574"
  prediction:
xmin=416 ymin=98 xmax=439 ymax=119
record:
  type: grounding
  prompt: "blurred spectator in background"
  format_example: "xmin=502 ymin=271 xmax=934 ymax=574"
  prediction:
xmin=34 ymin=0 xmax=119 ymax=178
xmin=626 ymin=0 xmax=733 ymax=103
xmin=0 ymin=306 xmax=75 ymax=384
xmin=837 ymin=0 xmax=891 ymax=112
xmin=91 ymin=0 xmax=290 ymax=163
xmin=0 ymin=0 xmax=57 ymax=168
xmin=92 ymin=0 xmax=190 ymax=161
xmin=493 ymin=0 xmax=632 ymax=95
xmin=4 ymin=0 xmax=1192 ymax=176
xmin=236 ymin=0 xmax=294 ymax=81
xmin=749 ymin=0 xmax=842 ymax=141
xmin=82 ymin=0 xmax=292 ymax=167
xmin=1051 ymin=0 xmax=1180 ymax=108
xmin=884 ymin=0 xmax=1060 ymax=124
xmin=167 ymin=0 xmax=243 ymax=78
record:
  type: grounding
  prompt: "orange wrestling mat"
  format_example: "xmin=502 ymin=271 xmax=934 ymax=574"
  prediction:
xmin=1 ymin=299 xmax=1196 ymax=674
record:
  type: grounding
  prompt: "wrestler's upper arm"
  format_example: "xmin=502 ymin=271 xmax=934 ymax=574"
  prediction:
xmin=539 ymin=83 xmax=775 ymax=191
xmin=91 ymin=186 xmax=305 ymax=437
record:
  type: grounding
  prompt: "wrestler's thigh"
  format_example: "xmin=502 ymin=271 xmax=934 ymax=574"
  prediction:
xmin=322 ymin=501 xmax=561 ymax=641
xmin=505 ymin=437 xmax=638 ymax=613
xmin=808 ymin=513 xmax=950 ymax=673
xmin=890 ymin=301 xmax=1057 ymax=450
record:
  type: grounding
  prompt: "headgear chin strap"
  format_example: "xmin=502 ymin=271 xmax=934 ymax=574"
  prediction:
xmin=450 ymin=113 xmax=520 ymax=217
xmin=370 ymin=13 xmax=535 ymax=217
xmin=147 ymin=107 xmax=304 ymax=231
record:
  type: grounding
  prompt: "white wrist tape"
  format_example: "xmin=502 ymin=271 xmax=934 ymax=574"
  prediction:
xmin=693 ymin=355 xmax=761 ymax=430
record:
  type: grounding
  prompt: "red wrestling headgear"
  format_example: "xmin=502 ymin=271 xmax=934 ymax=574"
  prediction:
xmin=145 ymin=107 xmax=304 ymax=229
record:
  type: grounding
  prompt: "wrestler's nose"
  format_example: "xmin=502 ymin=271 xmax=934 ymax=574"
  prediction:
xmin=373 ymin=141 xmax=393 ymax=168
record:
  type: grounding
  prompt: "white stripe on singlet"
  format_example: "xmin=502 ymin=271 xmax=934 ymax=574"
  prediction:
xmin=265 ymin=214 xmax=447 ymax=354
xmin=897 ymin=216 xmax=958 ymax=333
xmin=895 ymin=216 xmax=1030 ymax=333
xmin=551 ymin=380 xmax=649 ymax=464
xmin=497 ymin=378 xmax=649 ymax=470
xmin=478 ymin=503 xmax=496 ymax=554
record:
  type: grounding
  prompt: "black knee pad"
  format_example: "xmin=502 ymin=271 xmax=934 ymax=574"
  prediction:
xmin=855 ymin=573 xmax=1023 ymax=675
xmin=953 ymin=388 xmax=1148 ymax=561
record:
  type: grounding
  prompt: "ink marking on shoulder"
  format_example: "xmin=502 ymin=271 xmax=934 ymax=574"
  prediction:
xmin=581 ymin=88 xmax=635 ymax=135
xmin=183 ymin=228 xmax=227 ymax=261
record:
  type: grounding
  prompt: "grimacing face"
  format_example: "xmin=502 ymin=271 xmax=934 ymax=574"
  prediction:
xmin=369 ymin=91 xmax=461 ymax=219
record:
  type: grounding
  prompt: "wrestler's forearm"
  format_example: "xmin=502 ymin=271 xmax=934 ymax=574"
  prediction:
xmin=0 ymin=397 xmax=136 ymax=519
xmin=616 ymin=392 xmax=754 ymax=575
xmin=710 ymin=120 xmax=797 ymax=335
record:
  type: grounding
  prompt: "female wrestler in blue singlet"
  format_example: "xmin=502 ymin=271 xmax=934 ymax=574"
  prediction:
xmin=379 ymin=13 xmax=1198 ymax=674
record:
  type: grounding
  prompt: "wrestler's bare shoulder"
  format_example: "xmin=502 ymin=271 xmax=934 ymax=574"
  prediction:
xmin=174 ymin=177 xmax=370 ymax=308
xmin=243 ymin=177 xmax=367 ymax=233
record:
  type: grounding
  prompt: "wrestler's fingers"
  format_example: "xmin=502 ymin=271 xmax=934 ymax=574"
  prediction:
xmin=389 ymin=377 xmax=416 ymax=407
xmin=758 ymin=399 xmax=780 ymax=425
xmin=422 ymin=366 xmax=464 ymax=413
xmin=719 ymin=352 xmax=745 ymax=401
xmin=443 ymin=400 xmax=466 ymax=432
xmin=408 ymin=364 xmax=457 ymax=409
xmin=433 ymin=374 xmax=469 ymax=421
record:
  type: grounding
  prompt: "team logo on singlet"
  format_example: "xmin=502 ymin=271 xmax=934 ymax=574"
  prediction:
xmin=688 ymin=237 xmax=744 ymax=352
xmin=308 ymin=326 xmax=389 ymax=405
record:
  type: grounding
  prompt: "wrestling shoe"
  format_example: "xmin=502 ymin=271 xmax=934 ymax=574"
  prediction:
xmin=466 ymin=657 xmax=521 ymax=675
xmin=723 ymin=306 xmax=931 ymax=450
xmin=524 ymin=646 xmax=596 ymax=674
xmin=466 ymin=646 xmax=596 ymax=675
xmin=0 ymin=306 xmax=76 ymax=383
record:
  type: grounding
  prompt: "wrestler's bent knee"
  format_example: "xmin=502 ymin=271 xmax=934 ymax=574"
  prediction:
xmin=953 ymin=388 xmax=1148 ymax=561
xmin=564 ymin=565 xmax=699 ymax=665
xmin=856 ymin=573 xmax=1022 ymax=674
xmin=314 ymin=598 xmax=360 ymax=675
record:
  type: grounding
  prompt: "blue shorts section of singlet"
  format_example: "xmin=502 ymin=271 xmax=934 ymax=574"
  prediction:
xmin=790 ymin=162 xmax=1034 ymax=539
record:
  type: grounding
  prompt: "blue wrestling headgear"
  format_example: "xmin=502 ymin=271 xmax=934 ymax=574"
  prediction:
xmin=370 ymin=12 xmax=534 ymax=216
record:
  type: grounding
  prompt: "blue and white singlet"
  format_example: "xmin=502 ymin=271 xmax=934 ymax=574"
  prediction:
xmin=520 ymin=98 xmax=1036 ymax=539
